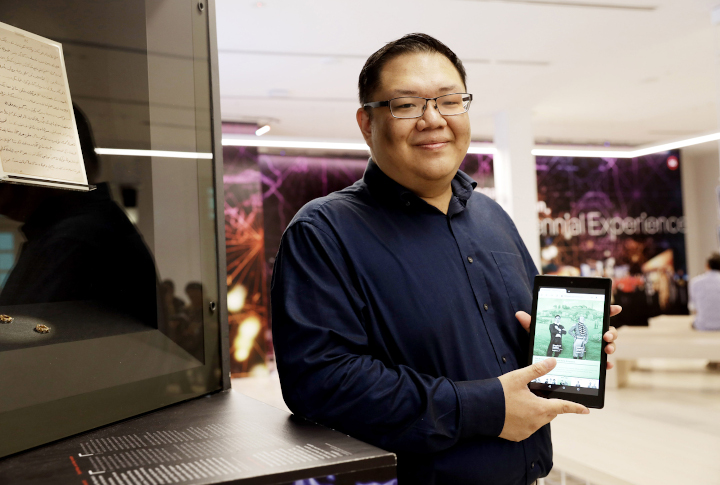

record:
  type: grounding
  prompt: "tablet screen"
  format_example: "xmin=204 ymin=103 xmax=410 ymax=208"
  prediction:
xmin=529 ymin=286 xmax=605 ymax=396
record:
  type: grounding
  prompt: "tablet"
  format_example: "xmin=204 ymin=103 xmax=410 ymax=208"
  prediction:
xmin=527 ymin=275 xmax=612 ymax=408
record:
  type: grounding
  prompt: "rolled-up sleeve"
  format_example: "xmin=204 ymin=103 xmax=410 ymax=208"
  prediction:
xmin=271 ymin=219 xmax=506 ymax=453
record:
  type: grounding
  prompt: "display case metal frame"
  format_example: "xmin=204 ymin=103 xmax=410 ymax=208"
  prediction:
xmin=0 ymin=0 xmax=230 ymax=458
xmin=207 ymin=0 xmax=231 ymax=392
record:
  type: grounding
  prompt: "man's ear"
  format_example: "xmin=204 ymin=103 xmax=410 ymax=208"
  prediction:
xmin=356 ymin=108 xmax=373 ymax=147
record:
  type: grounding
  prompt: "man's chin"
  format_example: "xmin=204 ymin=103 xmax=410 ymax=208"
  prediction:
xmin=413 ymin=155 xmax=462 ymax=180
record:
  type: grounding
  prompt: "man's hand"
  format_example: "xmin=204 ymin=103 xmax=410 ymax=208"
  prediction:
xmin=515 ymin=305 xmax=622 ymax=369
xmin=498 ymin=358 xmax=588 ymax=442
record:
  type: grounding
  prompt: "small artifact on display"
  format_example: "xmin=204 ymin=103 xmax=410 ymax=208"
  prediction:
xmin=0 ymin=315 xmax=13 ymax=324
xmin=34 ymin=324 xmax=50 ymax=334
xmin=0 ymin=22 xmax=92 ymax=191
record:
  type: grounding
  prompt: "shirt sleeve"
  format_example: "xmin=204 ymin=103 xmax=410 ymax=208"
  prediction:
xmin=271 ymin=219 xmax=506 ymax=454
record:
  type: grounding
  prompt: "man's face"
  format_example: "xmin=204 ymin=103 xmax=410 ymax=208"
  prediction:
xmin=554 ymin=316 xmax=560 ymax=324
xmin=357 ymin=52 xmax=471 ymax=192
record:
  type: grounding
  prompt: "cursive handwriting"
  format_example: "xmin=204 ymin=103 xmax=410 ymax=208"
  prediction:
xmin=0 ymin=27 xmax=85 ymax=184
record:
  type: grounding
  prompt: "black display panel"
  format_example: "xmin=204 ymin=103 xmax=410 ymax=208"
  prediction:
xmin=0 ymin=391 xmax=396 ymax=485
xmin=0 ymin=0 xmax=227 ymax=457
xmin=527 ymin=276 xmax=611 ymax=408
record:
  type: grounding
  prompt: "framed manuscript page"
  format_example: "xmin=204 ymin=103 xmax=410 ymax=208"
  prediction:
xmin=0 ymin=21 xmax=91 ymax=190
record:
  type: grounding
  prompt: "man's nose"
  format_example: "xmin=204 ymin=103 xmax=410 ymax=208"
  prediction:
xmin=417 ymin=99 xmax=446 ymax=130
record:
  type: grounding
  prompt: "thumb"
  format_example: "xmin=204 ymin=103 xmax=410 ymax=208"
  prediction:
xmin=522 ymin=358 xmax=556 ymax=383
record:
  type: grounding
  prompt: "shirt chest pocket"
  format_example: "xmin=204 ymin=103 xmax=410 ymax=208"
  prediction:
xmin=491 ymin=251 xmax=533 ymax=315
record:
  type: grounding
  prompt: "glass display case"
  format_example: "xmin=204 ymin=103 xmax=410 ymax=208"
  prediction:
xmin=0 ymin=0 xmax=228 ymax=458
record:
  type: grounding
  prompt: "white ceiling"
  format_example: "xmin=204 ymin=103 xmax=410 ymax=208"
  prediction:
xmin=216 ymin=0 xmax=720 ymax=147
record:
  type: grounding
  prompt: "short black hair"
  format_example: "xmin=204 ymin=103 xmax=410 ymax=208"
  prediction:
xmin=358 ymin=33 xmax=467 ymax=106
xmin=555 ymin=315 xmax=561 ymax=318
xmin=708 ymin=252 xmax=720 ymax=271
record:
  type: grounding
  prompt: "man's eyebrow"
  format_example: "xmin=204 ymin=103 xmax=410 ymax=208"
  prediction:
xmin=390 ymin=86 xmax=461 ymax=96
xmin=391 ymin=89 xmax=419 ymax=96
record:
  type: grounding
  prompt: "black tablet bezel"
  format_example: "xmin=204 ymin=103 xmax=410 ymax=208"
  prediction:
xmin=527 ymin=275 xmax=612 ymax=409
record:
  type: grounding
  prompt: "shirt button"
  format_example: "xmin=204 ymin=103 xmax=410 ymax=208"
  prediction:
xmin=531 ymin=461 xmax=535 ymax=469
xmin=405 ymin=201 xmax=411 ymax=207
xmin=467 ymin=256 xmax=473 ymax=263
xmin=483 ymin=303 xmax=489 ymax=311
xmin=502 ymin=356 xmax=507 ymax=363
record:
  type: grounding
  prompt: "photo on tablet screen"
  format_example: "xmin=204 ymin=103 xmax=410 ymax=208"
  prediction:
xmin=529 ymin=286 xmax=605 ymax=395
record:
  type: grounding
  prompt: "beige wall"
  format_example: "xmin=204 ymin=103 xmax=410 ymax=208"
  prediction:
xmin=681 ymin=144 xmax=720 ymax=279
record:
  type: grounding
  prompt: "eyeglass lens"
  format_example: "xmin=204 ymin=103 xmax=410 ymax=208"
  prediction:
xmin=389 ymin=94 xmax=471 ymax=119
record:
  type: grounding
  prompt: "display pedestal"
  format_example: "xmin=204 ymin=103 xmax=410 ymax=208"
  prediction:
xmin=0 ymin=390 xmax=396 ymax=485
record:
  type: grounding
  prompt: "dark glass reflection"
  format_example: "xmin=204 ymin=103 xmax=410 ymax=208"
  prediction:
xmin=0 ymin=106 xmax=203 ymax=362
xmin=160 ymin=280 xmax=206 ymax=361
xmin=0 ymin=0 xmax=219 ymax=459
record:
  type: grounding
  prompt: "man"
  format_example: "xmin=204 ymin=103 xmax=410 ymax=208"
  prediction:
xmin=271 ymin=34 xmax=620 ymax=485
xmin=546 ymin=314 xmax=566 ymax=357
xmin=569 ymin=316 xmax=589 ymax=360
xmin=689 ymin=252 xmax=720 ymax=331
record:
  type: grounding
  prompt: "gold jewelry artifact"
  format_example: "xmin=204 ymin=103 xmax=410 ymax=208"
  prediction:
xmin=0 ymin=315 xmax=12 ymax=324
xmin=34 ymin=324 xmax=50 ymax=334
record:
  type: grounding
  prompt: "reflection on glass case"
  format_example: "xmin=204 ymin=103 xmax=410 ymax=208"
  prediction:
xmin=0 ymin=0 xmax=228 ymax=458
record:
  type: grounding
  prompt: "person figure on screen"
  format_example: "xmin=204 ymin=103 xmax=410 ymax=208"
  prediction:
xmin=546 ymin=314 xmax=566 ymax=357
xmin=569 ymin=315 xmax=589 ymax=359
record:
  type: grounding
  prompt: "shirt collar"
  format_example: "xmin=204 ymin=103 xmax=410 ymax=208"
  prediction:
xmin=362 ymin=158 xmax=477 ymax=209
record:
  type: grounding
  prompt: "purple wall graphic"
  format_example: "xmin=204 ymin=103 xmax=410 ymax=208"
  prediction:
xmin=223 ymin=145 xmax=269 ymax=376
xmin=260 ymin=155 xmax=369 ymax=270
xmin=537 ymin=151 xmax=688 ymax=325
xmin=459 ymin=153 xmax=495 ymax=199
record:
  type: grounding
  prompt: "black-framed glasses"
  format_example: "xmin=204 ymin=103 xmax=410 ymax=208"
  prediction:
xmin=363 ymin=93 xmax=473 ymax=119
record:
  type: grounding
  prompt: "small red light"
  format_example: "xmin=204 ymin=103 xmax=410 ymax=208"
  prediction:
xmin=667 ymin=156 xmax=678 ymax=170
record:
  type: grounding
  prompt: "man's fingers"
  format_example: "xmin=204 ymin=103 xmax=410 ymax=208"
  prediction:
xmin=610 ymin=305 xmax=622 ymax=317
xmin=547 ymin=398 xmax=589 ymax=415
xmin=604 ymin=326 xmax=618 ymax=342
xmin=604 ymin=342 xmax=616 ymax=354
xmin=515 ymin=311 xmax=531 ymax=332
xmin=522 ymin=358 xmax=556 ymax=382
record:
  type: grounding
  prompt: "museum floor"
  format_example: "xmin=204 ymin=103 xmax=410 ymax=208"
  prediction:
xmin=232 ymin=359 xmax=720 ymax=485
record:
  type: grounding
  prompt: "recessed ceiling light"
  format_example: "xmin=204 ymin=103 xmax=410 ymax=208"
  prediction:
xmin=95 ymin=148 xmax=213 ymax=159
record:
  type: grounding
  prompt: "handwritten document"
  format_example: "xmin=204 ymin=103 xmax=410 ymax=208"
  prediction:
xmin=0 ymin=22 xmax=87 ymax=186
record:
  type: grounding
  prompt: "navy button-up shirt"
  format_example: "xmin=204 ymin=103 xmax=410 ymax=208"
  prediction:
xmin=271 ymin=160 xmax=552 ymax=485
